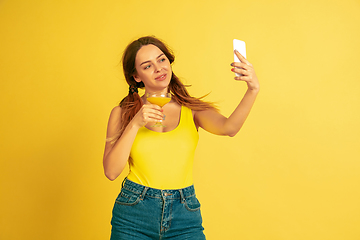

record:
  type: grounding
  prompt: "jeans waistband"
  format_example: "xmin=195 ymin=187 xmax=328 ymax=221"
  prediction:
xmin=122 ymin=178 xmax=196 ymax=200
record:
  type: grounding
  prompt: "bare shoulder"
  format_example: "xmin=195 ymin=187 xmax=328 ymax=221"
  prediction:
xmin=107 ymin=106 xmax=122 ymax=133
xmin=193 ymin=108 xmax=227 ymax=134
xmin=193 ymin=108 xmax=222 ymax=121
xmin=192 ymin=109 xmax=199 ymax=129
xmin=109 ymin=106 xmax=122 ymax=119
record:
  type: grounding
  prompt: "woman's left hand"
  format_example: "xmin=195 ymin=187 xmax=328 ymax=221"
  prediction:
xmin=231 ymin=50 xmax=260 ymax=92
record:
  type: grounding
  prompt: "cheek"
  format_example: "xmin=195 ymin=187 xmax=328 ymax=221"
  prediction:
xmin=165 ymin=63 xmax=172 ymax=71
xmin=134 ymin=71 xmax=147 ymax=82
xmin=139 ymin=69 xmax=151 ymax=77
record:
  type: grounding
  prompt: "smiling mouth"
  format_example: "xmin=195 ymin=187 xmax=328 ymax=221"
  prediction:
xmin=155 ymin=74 xmax=167 ymax=81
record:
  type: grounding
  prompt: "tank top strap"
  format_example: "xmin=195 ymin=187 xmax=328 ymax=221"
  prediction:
xmin=177 ymin=105 xmax=195 ymax=131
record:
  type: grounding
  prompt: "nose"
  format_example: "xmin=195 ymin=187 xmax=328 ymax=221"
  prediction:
xmin=154 ymin=63 xmax=162 ymax=72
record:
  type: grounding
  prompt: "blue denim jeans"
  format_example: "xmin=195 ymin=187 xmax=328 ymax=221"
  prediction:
xmin=110 ymin=178 xmax=206 ymax=240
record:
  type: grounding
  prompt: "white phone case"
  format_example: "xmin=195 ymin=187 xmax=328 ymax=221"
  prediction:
xmin=233 ymin=39 xmax=246 ymax=76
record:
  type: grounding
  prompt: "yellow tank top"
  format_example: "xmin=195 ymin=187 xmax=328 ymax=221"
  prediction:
xmin=127 ymin=106 xmax=199 ymax=189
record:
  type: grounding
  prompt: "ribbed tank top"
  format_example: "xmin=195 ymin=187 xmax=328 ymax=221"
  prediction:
xmin=127 ymin=106 xmax=199 ymax=189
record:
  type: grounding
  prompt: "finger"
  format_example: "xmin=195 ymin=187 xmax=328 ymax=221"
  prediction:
xmin=234 ymin=75 xmax=251 ymax=81
xmin=234 ymin=50 xmax=245 ymax=60
xmin=144 ymin=112 xmax=164 ymax=122
xmin=234 ymin=50 xmax=252 ymax=66
xmin=142 ymin=106 xmax=164 ymax=117
xmin=140 ymin=106 xmax=163 ymax=119
xmin=231 ymin=62 xmax=250 ymax=70
xmin=150 ymin=104 xmax=163 ymax=111
xmin=231 ymin=68 xmax=248 ymax=76
xmin=143 ymin=103 xmax=162 ymax=111
xmin=144 ymin=109 xmax=164 ymax=119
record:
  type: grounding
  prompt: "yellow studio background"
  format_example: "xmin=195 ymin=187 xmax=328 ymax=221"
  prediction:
xmin=1 ymin=0 xmax=359 ymax=239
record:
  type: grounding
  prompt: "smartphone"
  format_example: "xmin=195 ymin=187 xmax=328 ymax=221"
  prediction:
xmin=233 ymin=39 xmax=246 ymax=76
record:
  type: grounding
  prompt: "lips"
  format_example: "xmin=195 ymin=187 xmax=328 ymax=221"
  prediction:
xmin=155 ymin=74 xmax=167 ymax=81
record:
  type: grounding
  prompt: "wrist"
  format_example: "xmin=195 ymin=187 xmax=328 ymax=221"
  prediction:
xmin=127 ymin=120 xmax=142 ymax=132
xmin=247 ymin=86 xmax=260 ymax=94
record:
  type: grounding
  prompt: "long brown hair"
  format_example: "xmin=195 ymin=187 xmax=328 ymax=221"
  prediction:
xmin=109 ymin=36 xmax=217 ymax=144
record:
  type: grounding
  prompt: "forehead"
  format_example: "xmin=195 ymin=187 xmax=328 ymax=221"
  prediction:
xmin=135 ymin=44 xmax=164 ymax=64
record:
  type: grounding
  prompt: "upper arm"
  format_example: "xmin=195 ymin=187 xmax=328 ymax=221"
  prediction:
xmin=106 ymin=106 xmax=122 ymax=139
xmin=194 ymin=109 xmax=228 ymax=136
xmin=103 ymin=106 xmax=122 ymax=160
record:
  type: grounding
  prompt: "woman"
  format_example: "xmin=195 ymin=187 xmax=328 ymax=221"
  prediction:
xmin=103 ymin=36 xmax=259 ymax=239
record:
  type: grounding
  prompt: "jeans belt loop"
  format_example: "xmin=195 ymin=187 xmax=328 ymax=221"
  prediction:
xmin=121 ymin=177 xmax=127 ymax=188
xmin=140 ymin=186 xmax=148 ymax=200
xmin=179 ymin=189 xmax=185 ymax=203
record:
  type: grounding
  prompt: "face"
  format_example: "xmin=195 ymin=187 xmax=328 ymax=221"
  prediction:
xmin=133 ymin=44 xmax=172 ymax=93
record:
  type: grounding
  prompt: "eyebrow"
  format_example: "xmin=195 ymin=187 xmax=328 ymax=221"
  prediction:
xmin=140 ymin=53 xmax=165 ymax=66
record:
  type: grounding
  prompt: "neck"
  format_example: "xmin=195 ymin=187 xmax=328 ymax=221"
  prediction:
xmin=144 ymin=88 xmax=168 ymax=95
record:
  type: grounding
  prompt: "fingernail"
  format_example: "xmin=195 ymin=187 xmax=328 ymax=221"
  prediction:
xmin=231 ymin=68 xmax=235 ymax=72
xmin=230 ymin=63 xmax=234 ymax=66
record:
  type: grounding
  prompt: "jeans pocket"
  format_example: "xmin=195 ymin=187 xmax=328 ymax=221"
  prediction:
xmin=115 ymin=188 xmax=141 ymax=206
xmin=183 ymin=194 xmax=201 ymax=212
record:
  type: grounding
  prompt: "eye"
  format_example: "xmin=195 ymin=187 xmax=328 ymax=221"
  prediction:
xmin=144 ymin=65 xmax=151 ymax=70
xmin=160 ymin=58 xmax=166 ymax=62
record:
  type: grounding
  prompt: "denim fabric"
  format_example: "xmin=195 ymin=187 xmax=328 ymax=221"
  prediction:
xmin=110 ymin=178 xmax=206 ymax=240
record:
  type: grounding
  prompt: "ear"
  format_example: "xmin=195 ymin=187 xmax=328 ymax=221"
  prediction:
xmin=133 ymin=74 xmax=142 ymax=83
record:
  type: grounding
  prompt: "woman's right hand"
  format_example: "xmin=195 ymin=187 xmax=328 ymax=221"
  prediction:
xmin=131 ymin=104 xmax=164 ymax=128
